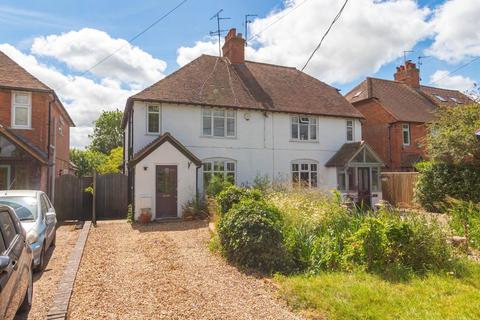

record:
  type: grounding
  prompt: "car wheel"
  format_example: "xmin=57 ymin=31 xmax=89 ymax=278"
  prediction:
xmin=19 ymin=268 xmax=33 ymax=311
xmin=34 ymin=244 xmax=45 ymax=272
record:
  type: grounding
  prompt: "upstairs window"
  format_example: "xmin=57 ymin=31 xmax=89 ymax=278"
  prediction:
xmin=147 ymin=106 xmax=160 ymax=134
xmin=346 ymin=120 xmax=354 ymax=142
xmin=202 ymin=108 xmax=236 ymax=138
xmin=12 ymin=91 xmax=31 ymax=129
xmin=402 ymin=123 xmax=410 ymax=146
xmin=292 ymin=161 xmax=318 ymax=188
xmin=291 ymin=115 xmax=317 ymax=141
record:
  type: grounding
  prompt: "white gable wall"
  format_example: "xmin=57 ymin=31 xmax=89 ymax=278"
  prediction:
xmin=129 ymin=101 xmax=362 ymax=194
xmin=134 ymin=140 xmax=197 ymax=220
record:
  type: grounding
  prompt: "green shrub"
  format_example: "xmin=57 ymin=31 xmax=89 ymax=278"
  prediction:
xmin=415 ymin=161 xmax=480 ymax=212
xmin=126 ymin=204 xmax=134 ymax=223
xmin=216 ymin=185 xmax=263 ymax=215
xmin=252 ymin=174 xmax=270 ymax=192
xmin=218 ymin=198 xmax=289 ymax=273
xmin=446 ymin=198 xmax=480 ymax=250
xmin=205 ymin=175 xmax=232 ymax=197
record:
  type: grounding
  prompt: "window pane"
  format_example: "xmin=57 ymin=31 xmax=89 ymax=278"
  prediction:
xmin=213 ymin=110 xmax=225 ymax=117
xmin=203 ymin=162 xmax=212 ymax=172
xmin=15 ymin=93 xmax=29 ymax=105
xmin=292 ymin=163 xmax=299 ymax=171
xmin=226 ymin=118 xmax=235 ymax=136
xmin=310 ymin=164 xmax=317 ymax=171
xmin=310 ymin=117 xmax=317 ymax=125
xmin=301 ymin=163 xmax=308 ymax=171
xmin=15 ymin=107 xmax=29 ymax=126
xmin=372 ymin=167 xmax=379 ymax=192
xmin=347 ymin=127 xmax=353 ymax=141
xmin=203 ymin=109 xmax=211 ymax=116
xmin=226 ymin=162 xmax=235 ymax=171
xmin=148 ymin=106 xmax=159 ymax=112
xmin=300 ymin=172 xmax=309 ymax=187
xmin=226 ymin=172 xmax=235 ymax=183
xmin=213 ymin=117 xmax=225 ymax=137
xmin=347 ymin=168 xmax=356 ymax=191
xmin=292 ymin=172 xmax=299 ymax=184
xmin=353 ymin=150 xmax=364 ymax=163
xmin=365 ymin=149 xmax=377 ymax=163
xmin=291 ymin=123 xmax=298 ymax=139
xmin=214 ymin=161 xmax=224 ymax=172
xmin=226 ymin=110 xmax=235 ymax=118
xmin=0 ymin=211 xmax=16 ymax=248
xmin=203 ymin=173 xmax=211 ymax=189
xmin=148 ymin=113 xmax=159 ymax=133
xmin=203 ymin=115 xmax=212 ymax=135
xmin=310 ymin=124 xmax=317 ymax=140
xmin=337 ymin=172 xmax=346 ymax=190
xmin=292 ymin=116 xmax=299 ymax=124
xmin=299 ymin=123 xmax=308 ymax=140
xmin=311 ymin=172 xmax=317 ymax=187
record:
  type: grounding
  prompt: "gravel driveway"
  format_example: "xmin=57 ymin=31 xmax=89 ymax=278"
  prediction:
xmin=15 ymin=223 xmax=81 ymax=320
xmin=68 ymin=220 xmax=301 ymax=320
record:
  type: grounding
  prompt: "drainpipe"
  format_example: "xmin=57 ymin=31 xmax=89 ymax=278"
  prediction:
xmin=387 ymin=123 xmax=392 ymax=170
xmin=47 ymin=95 xmax=54 ymax=198
xmin=195 ymin=165 xmax=199 ymax=202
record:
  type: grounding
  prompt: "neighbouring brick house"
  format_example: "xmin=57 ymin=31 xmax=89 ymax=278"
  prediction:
xmin=345 ymin=60 xmax=474 ymax=171
xmin=0 ymin=51 xmax=74 ymax=196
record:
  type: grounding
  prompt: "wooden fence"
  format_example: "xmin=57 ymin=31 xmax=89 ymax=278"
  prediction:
xmin=381 ymin=172 xmax=419 ymax=208
xmin=54 ymin=173 xmax=128 ymax=221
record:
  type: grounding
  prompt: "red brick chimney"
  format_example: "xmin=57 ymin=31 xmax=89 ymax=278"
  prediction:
xmin=394 ymin=60 xmax=420 ymax=88
xmin=222 ymin=28 xmax=245 ymax=64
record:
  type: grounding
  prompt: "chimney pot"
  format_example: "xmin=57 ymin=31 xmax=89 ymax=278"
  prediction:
xmin=394 ymin=61 xmax=420 ymax=88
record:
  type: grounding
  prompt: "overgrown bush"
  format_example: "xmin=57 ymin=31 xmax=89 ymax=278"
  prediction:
xmin=252 ymin=174 xmax=270 ymax=192
xmin=216 ymin=185 xmax=263 ymax=216
xmin=182 ymin=197 xmax=208 ymax=220
xmin=415 ymin=161 xmax=480 ymax=212
xmin=126 ymin=204 xmax=133 ymax=223
xmin=446 ymin=198 xmax=480 ymax=250
xmin=205 ymin=175 xmax=232 ymax=197
xmin=218 ymin=198 xmax=290 ymax=273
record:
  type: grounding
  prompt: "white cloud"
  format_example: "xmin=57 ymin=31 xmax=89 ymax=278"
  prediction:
xmin=429 ymin=70 xmax=476 ymax=91
xmin=427 ymin=0 xmax=480 ymax=62
xmin=177 ymin=39 xmax=218 ymax=67
xmin=176 ymin=0 xmax=431 ymax=84
xmin=0 ymin=34 xmax=142 ymax=149
xmin=31 ymin=28 xmax=167 ymax=86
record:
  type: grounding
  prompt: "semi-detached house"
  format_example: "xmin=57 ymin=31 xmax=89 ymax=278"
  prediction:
xmin=123 ymin=29 xmax=383 ymax=221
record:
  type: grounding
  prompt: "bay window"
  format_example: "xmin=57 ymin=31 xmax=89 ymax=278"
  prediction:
xmin=291 ymin=115 xmax=317 ymax=141
xmin=202 ymin=108 xmax=236 ymax=138
xmin=12 ymin=91 xmax=31 ymax=129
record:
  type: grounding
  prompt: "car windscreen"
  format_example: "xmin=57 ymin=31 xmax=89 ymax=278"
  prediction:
xmin=0 ymin=196 xmax=38 ymax=221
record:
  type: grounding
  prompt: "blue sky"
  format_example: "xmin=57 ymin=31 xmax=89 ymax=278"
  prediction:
xmin=1 ymin=0 xmax=479 ymax=148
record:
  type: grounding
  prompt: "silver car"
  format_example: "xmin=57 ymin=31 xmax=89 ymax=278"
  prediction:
xmin=0 ymin=190 xmax=57 ymax=271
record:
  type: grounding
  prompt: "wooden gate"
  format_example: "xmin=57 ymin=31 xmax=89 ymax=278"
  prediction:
xmin=54 ymin=175 xmax=92 ymax=221
xmin=54 ymin=173 xmax=128 ymax=221
xmin=381 ymin=172 xmax=419 ymax=208
xmin=95 ymin=173 xmax=128 ymax=220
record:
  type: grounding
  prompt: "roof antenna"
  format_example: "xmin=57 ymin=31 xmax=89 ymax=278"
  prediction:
xmin=244 ymin=14 xmax=257 ymax=47
xmin=209 ymin=9 xmax=231 ymax=57
xmin=403 ymin=50 xmax=414 ymax=64
xmin=418 ymin=55 xmax=431 ymax=68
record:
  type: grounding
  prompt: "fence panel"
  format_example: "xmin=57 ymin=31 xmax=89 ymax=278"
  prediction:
xmin=381 ymin=172 xmax=419 ymax=208
xmin=95 ymin=173 xmax=128 ymax=219
xmin=54 ymin=175 xmax=92 ymax=221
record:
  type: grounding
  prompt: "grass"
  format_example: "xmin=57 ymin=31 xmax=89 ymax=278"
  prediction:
xmin=275 ymin=261 xmax=480 ymax=320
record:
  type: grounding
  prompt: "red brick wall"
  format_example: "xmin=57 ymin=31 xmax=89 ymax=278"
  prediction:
xmin=0 ymin=88 xmax=71 ymax=174
xmin=354 ymin=99 xmax=427 ymax=171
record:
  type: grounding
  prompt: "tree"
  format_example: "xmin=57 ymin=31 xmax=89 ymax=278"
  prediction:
xmin=89 ymin=109 xmax=123 ymax=154
xmin=426 ymin=103 xmax=480 ymax=165
xmin=97 ymin=147 xmax=123 ymax=174
xmin=70 ymin=148 xmax=107 ymax=177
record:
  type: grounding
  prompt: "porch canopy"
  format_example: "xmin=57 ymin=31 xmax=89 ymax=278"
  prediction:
xmin=326 ymin=141 xmax=383 ymax=194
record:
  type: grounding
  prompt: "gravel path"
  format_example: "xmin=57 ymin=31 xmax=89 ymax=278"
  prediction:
xmin=68 ymin=220 xmax=301 ymax=320
xmin=15 ymin=223 xmax=81 ymax=320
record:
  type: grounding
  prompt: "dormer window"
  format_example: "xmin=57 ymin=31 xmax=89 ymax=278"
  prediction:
xmin=433 ymin=94 xmax=447 ymax=102
xmin=291 ymin=115 xmax=317 ymax=141
xmin=450 ymin=97 xmax=462 ymax=104
xmin=11 ymin=91 xmax=31 ymax=129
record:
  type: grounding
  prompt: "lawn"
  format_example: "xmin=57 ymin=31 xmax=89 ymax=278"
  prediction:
xmin=275 ymin=262 xmax=480 ymax=320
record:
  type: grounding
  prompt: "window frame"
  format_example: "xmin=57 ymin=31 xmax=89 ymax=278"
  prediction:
xmin=291 ymin=115 xmax=318 ymax=142
xmin=346 ymin=119 xmax=354 ymax=142
xmin=146 ymin=105 xmax=161 ymax=134
xmin=402 ymin=123 xmax=411 ymax=146
xmin=291 ymin=160 xmax=318 ymax=188
xmin=202 ymin=158 xmax=236 ymax=188
xmin=202 ymin=108 xmax=236 ymax=138
xmin=11 ymin=91 xmax=32 ymax=129
xmin=0 ymin=209 xmax=18 ymax=250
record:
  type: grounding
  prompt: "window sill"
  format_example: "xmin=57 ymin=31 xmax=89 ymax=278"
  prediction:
xmin=146 ymin=132 xmax=161 ymax=136
xmin=10 ymin=126 xmax=33 ymax=131
xmin=200 ymin=135 xmax=237 ymax=140
xmin=289 ymin=139 xmax=319 ymax=143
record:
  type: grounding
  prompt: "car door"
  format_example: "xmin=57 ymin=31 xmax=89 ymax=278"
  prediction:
xmin=0 ymin=208 xmax=27 ymax=319
xmin=41 ymin=194 xmax=55 ymax=245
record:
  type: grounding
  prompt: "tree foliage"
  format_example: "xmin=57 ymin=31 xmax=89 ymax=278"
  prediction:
xmin=97 ymin=147 xmax=123 ymax=175
xmin=88 ymin=109 xmax=123 ymax=154
xmin=70 ymin=148 xmax=107 ymax=177
xmin=426 ymin=104 xmax=480 ymax=165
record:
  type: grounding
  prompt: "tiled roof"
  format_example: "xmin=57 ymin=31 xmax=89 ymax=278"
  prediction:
xmin=123 ymin=55 xmax=363 ymax=127
xmin=0 ymin=51 xmax=75 ymax=126
xmin=345 ymin=77 xmax=474 ymax=123
xmin=325 ymin=141 xmax=363 ymax=167
xmin=0 ymin=125 xmax=48 ymax=164
xmin=129 ymin=132 xmax=202 ymax=167
xmin=0 ymin=51 xmax=50 ymax=91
